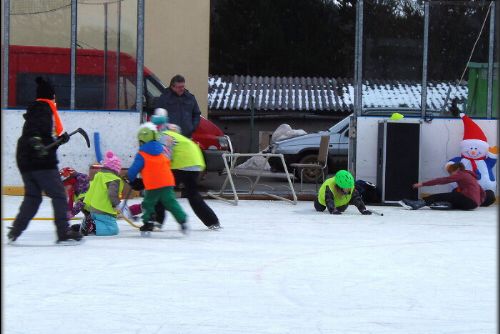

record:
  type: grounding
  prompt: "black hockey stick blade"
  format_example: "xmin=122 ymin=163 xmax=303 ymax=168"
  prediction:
xmin=45 ymin=127 xmax=90 ymax=150
xmin=75 ymin=128 xmax=91 ymax=148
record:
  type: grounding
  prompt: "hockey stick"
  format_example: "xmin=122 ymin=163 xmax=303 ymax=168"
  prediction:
xmin=116 ymin=209 xmax=141 ymax=229
xmin=116 ymin=185 xmax=141 ymax=229
xmin=45 ymin=128 xmax=91 ymax=150
xmin=370 ymin=209 xmax=384 ymax=216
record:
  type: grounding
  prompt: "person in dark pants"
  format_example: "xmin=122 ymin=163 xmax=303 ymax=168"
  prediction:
xmin=400 ymin=162 xmax=486 ymax=210
xmin=154 ymin=74 xmax=201 ymax=138
xmin=8 ymin=77 xmax=83 ymax=244
xmin=151 ymin=112 xmax=221 ymax=229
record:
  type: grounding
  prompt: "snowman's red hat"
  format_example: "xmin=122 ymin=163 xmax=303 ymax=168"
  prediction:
xmin=460 ymin=113 xmax=487 ymax=142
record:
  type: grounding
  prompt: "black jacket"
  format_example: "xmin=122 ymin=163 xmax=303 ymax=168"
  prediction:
xmin=154 ymin=88 xmax=201 ymax=138
xmin=16 ymin=100 xmax=60 ymax=172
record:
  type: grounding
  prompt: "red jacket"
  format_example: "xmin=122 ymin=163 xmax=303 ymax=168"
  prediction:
xmin=422 ymin=170 xmax=486 ymax=206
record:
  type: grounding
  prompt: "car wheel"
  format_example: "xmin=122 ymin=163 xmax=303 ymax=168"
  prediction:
xmin=296 ymin=154 xmax=324 ymax=183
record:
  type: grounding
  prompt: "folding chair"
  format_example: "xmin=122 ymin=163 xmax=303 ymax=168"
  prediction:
xmin=290 ymin=135 xmax=330 ymax=192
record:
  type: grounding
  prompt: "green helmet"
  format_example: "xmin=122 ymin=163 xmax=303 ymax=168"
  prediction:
xmin=335 ymin=170 xmax=354 ymax=189
xmin=137 ymin=122 xmax=158 ymax=144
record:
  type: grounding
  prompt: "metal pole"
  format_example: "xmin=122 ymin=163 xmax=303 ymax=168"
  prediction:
xmin=116 ymin=0 xmax=122 ymax=109
xmin=70 ymin=0 xmax=77 ymax=109
xmin=486 ymin=1 xmax=495 ymax=119
xmin=350 ymin=0 xmax=363 ymax=177
xmin=354 ymin=0 xmax=363 ymax=117
xmin=103 ymin=3 xmax=108 ymax=108
xmin=1 ymin=0 xmax=10 ymax=109
xmin=136 ymin=0 xmax=145 ymax=120
xmin=250 ymin=96 xmax=255 ymax=152
xmin=421 ymin=1 xmax=429 ymax=119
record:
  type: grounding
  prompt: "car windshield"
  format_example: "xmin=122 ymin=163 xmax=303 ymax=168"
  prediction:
xmin=145 ymin=74 xmax=166 ymax=98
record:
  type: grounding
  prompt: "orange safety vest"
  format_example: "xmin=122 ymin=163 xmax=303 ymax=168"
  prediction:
xmin=36 ymin=98 xmax=64 ymax=136
xmin=138 ymin=151 xmax=175 ymax=190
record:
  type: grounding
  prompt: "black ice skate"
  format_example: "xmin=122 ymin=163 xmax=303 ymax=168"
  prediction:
xmin=179 ymin=222 xmax=189 ymax=235
xmin=56 ymin=229 xmax=84 ymax=245
xmin=208 ymin=223 xmax=222 ymax=230
xmin=399 ymin=199 xmax=426 ymax=210
xmin=140 ymin=222 xmax=155 ymax=236
xmin=7 ymin=229 xmax=19 ymax=244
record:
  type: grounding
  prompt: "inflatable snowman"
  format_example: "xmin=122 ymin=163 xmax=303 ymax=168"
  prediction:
xmin=446 ymin=113 xmax=497 ymax=193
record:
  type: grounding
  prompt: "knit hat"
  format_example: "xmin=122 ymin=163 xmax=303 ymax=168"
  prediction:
xmin=152 ymin=108 xmax=169 ymax=125
xmin=102 ymin=150 xmax=122 ymax=173
xmin=35 ymin=77 xmax=55 ymax=99
xmin=460 ymin=113 xmax=487 ymax=142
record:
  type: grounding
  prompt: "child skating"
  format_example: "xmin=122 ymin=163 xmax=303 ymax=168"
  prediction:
xmin=126 ymin=123 xmax=188 ymax=235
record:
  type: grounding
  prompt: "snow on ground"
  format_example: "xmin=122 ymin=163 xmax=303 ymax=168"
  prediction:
xmin=2 ymin=195 xmax=497 ymax=334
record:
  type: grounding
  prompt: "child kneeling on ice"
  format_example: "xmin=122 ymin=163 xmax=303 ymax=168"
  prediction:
xmin=82 ymin=151 xmax=124 ymax=236
xmin=315 ymin=170 xmax=372 ymax=215
xmin=126 ymin=123 xmax=188 ymax=234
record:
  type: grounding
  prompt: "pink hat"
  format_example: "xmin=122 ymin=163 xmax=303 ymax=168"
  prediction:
xmin=103 ymin=150 xmax=122 ymax=173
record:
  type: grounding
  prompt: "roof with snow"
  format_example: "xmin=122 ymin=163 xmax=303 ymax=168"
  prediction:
xmin=208 ymin=75 xmax=468 ymax=113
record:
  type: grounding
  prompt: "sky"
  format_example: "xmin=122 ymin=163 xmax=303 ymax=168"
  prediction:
xmin=2 ymin=195 xmax=497 ymax=334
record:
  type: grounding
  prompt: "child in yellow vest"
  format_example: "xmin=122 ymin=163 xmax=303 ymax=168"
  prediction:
xmin=83 ymin=151 xmax=124 ymax=236
xmin=315 ymin=170 xmax=372 ymax=215
xmin=151 ymin=109 xmax=221 ymax=229
xmin=126 ymin=123 xmax=188 ymax=234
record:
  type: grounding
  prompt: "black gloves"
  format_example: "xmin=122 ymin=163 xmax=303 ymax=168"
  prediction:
xmin=330 ymin=208 xmax=342 ymax=215
xmin=58 ymin=132 xmax=70 ymax=144
xmin=128 ymin=178 xmax=145 ymax=191
xmin=360 ymin=209 xmax=372 ymax=215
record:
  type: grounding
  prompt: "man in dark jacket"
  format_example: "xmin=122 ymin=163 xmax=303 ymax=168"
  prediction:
xmin=154 ymin=74 xmax=201 ymax=138
xmin=8 ymin=77 xmax=83 ymax=244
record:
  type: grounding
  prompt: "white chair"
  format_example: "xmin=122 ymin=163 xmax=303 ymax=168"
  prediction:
xmin=290 ymin=135 xmax=330 ymax=192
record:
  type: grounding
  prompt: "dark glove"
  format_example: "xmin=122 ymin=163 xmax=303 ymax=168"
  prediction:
xmin=361 ymin=209 xmax=372 ymax=215
xmin=29 ymin=136 xmax=48 ymax=157
xmin=58 ymin=132 xmax=70 ymax=144
xmin=330 ymin=209 xmax=342 ymax=215
xmin=129 ymin=178 xmax=145 ymax=191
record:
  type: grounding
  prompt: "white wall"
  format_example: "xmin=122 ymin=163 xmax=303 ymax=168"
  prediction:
xmin=2 ymin=109 xmax=141 ymax=186
xmin=354 ymin=116 xmax=498 ymax=194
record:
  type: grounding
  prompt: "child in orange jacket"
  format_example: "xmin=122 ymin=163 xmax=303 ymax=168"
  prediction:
xmin=126 ymin=123 xmax=188 ymax=234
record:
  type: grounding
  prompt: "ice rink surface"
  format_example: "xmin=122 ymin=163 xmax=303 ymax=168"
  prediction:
xmin=2 ymin=195 xmax=498 ymax=334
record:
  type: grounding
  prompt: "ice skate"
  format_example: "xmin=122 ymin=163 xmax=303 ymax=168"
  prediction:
xmin=399 ymin=199 xmax=426 ymax=210
xmin=140 ymin=222 xmax=154 ymax=237
xmin=7 ymin=229 xmax=19 ymax=245
xmin=429 ymin=201 xmax=453 ymax=210
xmin=179 ymin=222 xmax=189 ymax=235
xmin=56 ymin=229 xmax=84 ymax=245
xmin=208 ymin=223 xmax=222 ymax=230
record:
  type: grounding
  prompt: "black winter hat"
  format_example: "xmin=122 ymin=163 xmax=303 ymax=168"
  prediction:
xmin=35 ymin=77 xmax=55 ymax=99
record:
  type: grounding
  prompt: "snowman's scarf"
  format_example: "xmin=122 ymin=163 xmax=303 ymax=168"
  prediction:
xmin=461 ymin=154 xmax=485 ymax=174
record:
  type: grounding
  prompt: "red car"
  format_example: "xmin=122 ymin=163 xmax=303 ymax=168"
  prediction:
xmin=7 ymin=44 xmax=231 ymax=171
